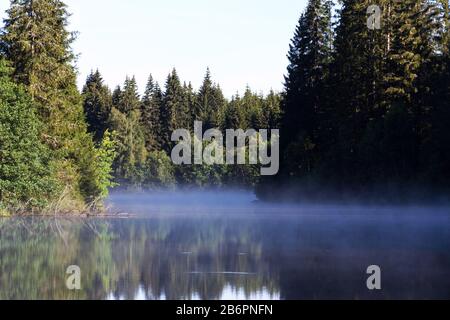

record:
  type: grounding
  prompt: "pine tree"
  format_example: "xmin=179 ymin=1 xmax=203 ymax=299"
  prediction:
xmin=112 ymin=86 xmax=122 ymax=107
xmin=241 ymin=87 xmax=264 ymax=129
xmin=182 ymin=81 xmax=196 ymax=130
xmin=281 ymin=0 xmax=334 ymax=178
xmin=117 ymin=76 xmax=140 ymax=114
xmin=141 ymin=74 xmax=163 ymax=152
xmin=210 ymin=84 xmax=226 ymax=129
xmin=109 ymin=107 xmax=147 ymax=186
xmin=108 ymin=76 xmax=147 ymax=185
xmin=195 ymin=68 xmax=225 ymax=129
xmin=195 ymin=68 xmax=213 ymax=123
xmin=160 ymin=69 xmax=184 ymax=152
xmin=384 ymin=1 xmax=438 ymax=105
xmin=82 ymin=70 xmax=112 ymax=143
xmin=441 ymin=0 xmax=450 ymax=54
xmin=0 ymin=0 xmax=108 ymax=205
xmin=1 ymin=0 xmax=76 ymax=105
xmin=425 ymin=0 xmax=450 ymax=190
xmin=224 ymin=94 xmax=247 ymax=130
xmin=262 ymin=90 xmax=282 ymax=129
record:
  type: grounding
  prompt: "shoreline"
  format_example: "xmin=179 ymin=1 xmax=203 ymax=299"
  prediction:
xmin=0 ymin=211 xmax=136 ymax=219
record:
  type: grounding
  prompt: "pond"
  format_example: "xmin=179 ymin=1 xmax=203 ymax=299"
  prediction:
xmin=0 ymin=191 xmax=449 ymax=300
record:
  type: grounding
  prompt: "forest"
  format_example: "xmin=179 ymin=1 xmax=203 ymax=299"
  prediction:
xmin=83 ymin=68 xmax=282 ymax=189
xmin=258 ymin=0 xmax=450 ymax=202
xmin=0 ymin=0 xmax=449 ymax=215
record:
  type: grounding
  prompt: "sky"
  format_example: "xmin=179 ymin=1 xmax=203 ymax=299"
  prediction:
xmin=0 ymin=0 xmax=308 ymax=97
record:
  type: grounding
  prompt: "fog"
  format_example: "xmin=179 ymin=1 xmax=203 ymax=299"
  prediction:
xmin=106 ymin=189 xmax=450 ymax=217
xmin=2 ymin=189 xmax=450 ymax=299
xmin=102 ymin=189 xmax=450 ymax=299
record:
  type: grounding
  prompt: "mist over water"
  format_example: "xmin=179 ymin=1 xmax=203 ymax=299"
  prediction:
xmin=1 ymin=190 xmax=450 ymax=300
xmin=106 ymin=190 xmax=259 ymax=215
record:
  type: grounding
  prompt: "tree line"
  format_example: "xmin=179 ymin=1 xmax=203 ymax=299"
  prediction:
xmin=258 ymin=0 xmax=450 ymax=202
xmin=0 ymin=0 xmax=448 ymax=213
xmin=0 ymin=0 xmax=282 ymax=215
xmin=0 ymin=0 xmax=117 ymax=214
xmin=82 ymin=68 xmax=282 ymax=189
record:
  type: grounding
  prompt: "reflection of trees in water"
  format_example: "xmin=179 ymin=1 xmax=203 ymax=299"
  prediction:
xmin=0 ymin=218 xmax=88 ymax=299
xmin=108 ymin=218 xmax=279 ymax=300
xmin=0 ymin=217 xmax=279 ymax=300
xmin=2 ymin=215 xmax=449 ymax=299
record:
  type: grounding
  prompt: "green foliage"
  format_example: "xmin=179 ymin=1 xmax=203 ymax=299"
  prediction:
xmin=259 ymin=0 xmax=450 ymax=201
xmin=0 ymin=59 xmax=58 ymax=210
xmin=0 ymin=218 xmax=279 ymax=299
xmin=109 ymin=107 xmax=147 ymax=186
xmin=196 ymin=68 xmax=226 ymax=129
xmin=0 ymin=0 xmax=283 ymax=208
xmin=280 ymin=0 xmax=333 ymax=179
xmin=85 ymin=68 xmax=282 ymax=190
xmin=80 ymin=130 xmax=118 ymax=201
xmin=117 ymin=76 xmax=140 ymax=114
xmin=82 ymin=70 xmax=112 ymax=143
xmin=143 ymin=151 xmax=176 ymax=189
xmin=3 ymin=0 xmax=447 ymax=204
xmin=0 ymin=0 xmax=116 ymax=211
xmin=141 ymin=75 xmax=163 ymax=152
xmin=160 ymin=69 xmax=186 ymax=152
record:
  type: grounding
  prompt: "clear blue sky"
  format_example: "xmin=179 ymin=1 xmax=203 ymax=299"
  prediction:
xmin=1 ymin=0 xmax=307 ymax=97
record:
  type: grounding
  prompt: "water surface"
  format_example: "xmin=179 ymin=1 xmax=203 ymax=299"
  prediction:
xmin=0 ymin=191 xmax=449 ymax=300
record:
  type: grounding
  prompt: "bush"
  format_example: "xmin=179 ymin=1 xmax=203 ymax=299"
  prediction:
xmin=0 ymin=59 xmax=59 ymax=211
xmin=143 ymin=151 xmax=176 ymax=189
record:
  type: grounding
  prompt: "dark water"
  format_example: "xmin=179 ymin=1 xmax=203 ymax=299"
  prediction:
xmin=0 ymin=191 xmax=449 ymax=300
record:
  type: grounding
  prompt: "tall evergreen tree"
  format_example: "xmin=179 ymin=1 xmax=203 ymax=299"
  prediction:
xmin=241 ymin=87 xmax=264 ymax=130
xmin=0 ymin=0 xmax=108 ymax=205
xmin=196 ymin=68 xmax=225 ymax=129
xmin=82 ymin=70 xmax=112 ymax=143
xmin=281 ymin=0 xmax=333 ymax=178
xmin=182 ymin=81 xmax=196 ymax=130
xmin=141 ymin=74 xmax=163 ymax=152
xmin=210 ymin=84 xmax=226 ymax=129
xmin=117 ymin=76 xmax=140 ymax=114
xmin=160 ymin=69 xmax=184 ymax=152
xmin=259 ymin=0 xmax=450 ymax=201
xmin=224 ymin=94 xmax=247 ymax=130
xmin=112 ymin=86 xmax=122 ymax=107
xmin=109 ymin=107 xmax=147 ymax=186
xmin=0 ymin=59 xmax=57 ymax=209
xmin=195 ymin=68 xmax=213 ymax=123
xmin=263 ymin=90 xmax=283 ymax=129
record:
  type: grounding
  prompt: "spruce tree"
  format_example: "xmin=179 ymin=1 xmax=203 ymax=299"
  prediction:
xmin=82 ymin=70 xmax=112 ymax=143
xmin=141 ymin=74 xmax=163 ymax=152
xmin=241 ymin=87 xmax=264 ymax=130
xmin=182 ymin=81 xmax=196 ymax=130
xmin=210 ymin=84 xmax=227 ymax=129
xmin=281 ymin=0 xmax=333 ymax=178
xmin=263 ymin=90 xmax=282 ymax=129
xmin=195 ymin=68 xmax=225 ymax=129
xmin=224 ymin=94 xmax=247 ymax=130
xmin=109 ymin=107 xmax=147 ymax=186
xmin=195 ymin=68 xmax=213 ymax=123
xmin=112 ymin=86 xmax=122 ymax=107
xmin=117 ymin=76 xmax=140 ymax=114
xmin=0 ymin=0 xmax=108 ymax=205
xmin=161 ymin=69 xmax=184 ymax=152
